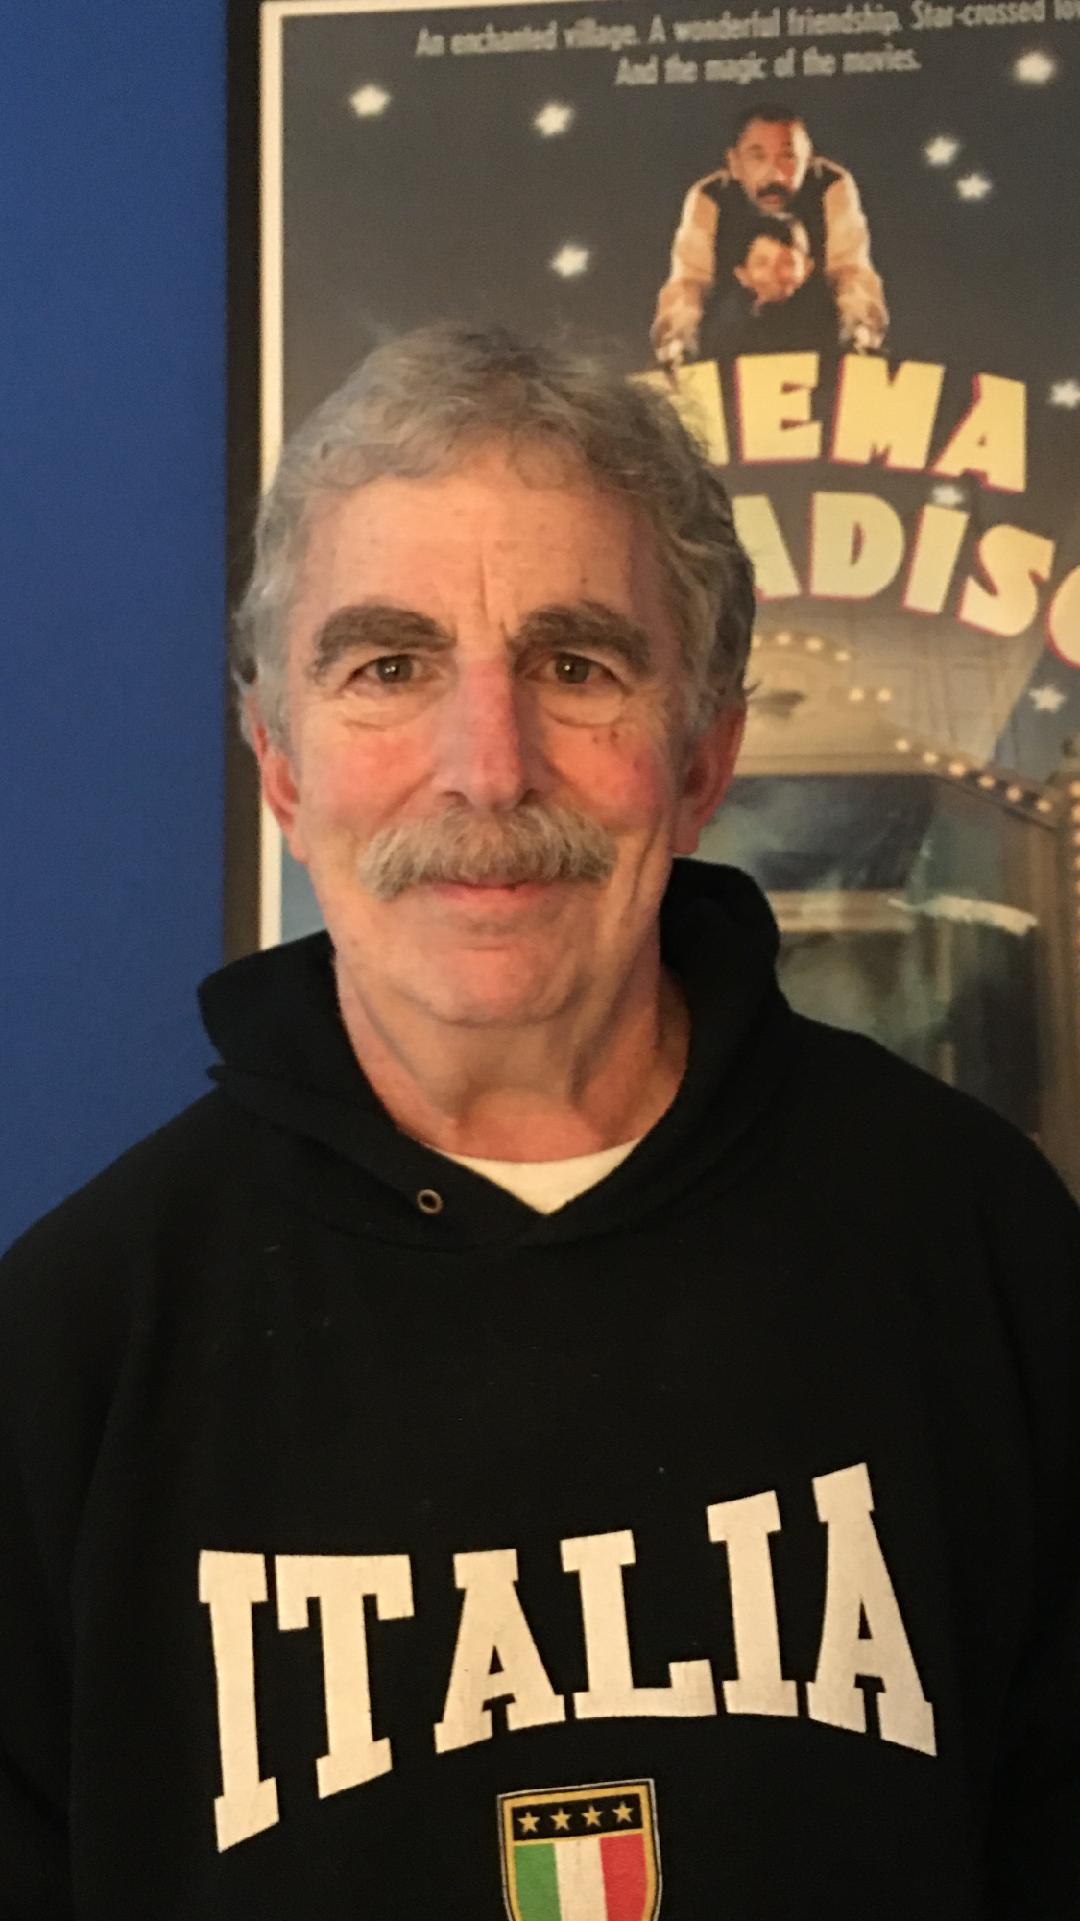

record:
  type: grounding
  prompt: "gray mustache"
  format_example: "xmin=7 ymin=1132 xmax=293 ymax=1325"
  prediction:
xmin=356 ymin=802 xmax=617 ymax=901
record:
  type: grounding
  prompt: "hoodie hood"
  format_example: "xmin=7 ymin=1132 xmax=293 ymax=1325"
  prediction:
xmin=198 ymin=858 xmax=795 ymax=1250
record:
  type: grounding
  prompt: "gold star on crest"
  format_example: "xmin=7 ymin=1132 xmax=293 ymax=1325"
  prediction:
xmin=582 ymin=1805 xmax=602 ymax=1828
xmin=613 ymin=1801 xmax=634 ymax=1824
xmin=518 ymin=1811 xmax=540 ymax=1834
xmin=551 ymin=1809 xmax=572 ymax=1831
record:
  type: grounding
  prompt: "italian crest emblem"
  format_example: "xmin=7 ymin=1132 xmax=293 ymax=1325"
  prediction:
xmin=498 ymin=1779 xmax=660 ymax=1921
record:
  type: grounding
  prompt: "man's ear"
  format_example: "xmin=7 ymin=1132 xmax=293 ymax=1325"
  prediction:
xmin=733 ymin=263 xmax=752 ymax=289
xmin=673 ymin=701 xmax=746 ymax=856
xmin=247 ymin=699 xmax=307 ymax=862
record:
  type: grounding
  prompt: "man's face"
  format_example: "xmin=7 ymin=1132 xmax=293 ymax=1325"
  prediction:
xmin=729 ymin=118 xmax=812 ymax=212
xmin=735 ymin=235 xmax=813 ymax=305
xmin=254 ymin=444 xmax=742 ymax=1032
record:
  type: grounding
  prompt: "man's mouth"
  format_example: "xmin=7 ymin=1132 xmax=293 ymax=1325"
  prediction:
xmin=427 ymin=878 xmax=556 ymax=911
xmin=440 ymin=879 xmax=527 ymax=890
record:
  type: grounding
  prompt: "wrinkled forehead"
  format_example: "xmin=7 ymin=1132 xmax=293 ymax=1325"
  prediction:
xmin=286 ymin=443 xmax=676 ymax=660
xmin=297 ymin=440 xmax=643 ymax=571
xmin=737 ymin=117 xmax=811 ymax=155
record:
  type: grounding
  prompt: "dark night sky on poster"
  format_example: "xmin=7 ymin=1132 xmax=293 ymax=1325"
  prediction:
xmin=278 ymin=2 xmax=1080 ymax=780
xmin=281 ymin=3 xmax=1077 ymax=405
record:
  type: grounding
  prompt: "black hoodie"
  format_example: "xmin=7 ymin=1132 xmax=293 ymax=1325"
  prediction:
xmin=1 ymin=861 xmax=1077 ymax=1920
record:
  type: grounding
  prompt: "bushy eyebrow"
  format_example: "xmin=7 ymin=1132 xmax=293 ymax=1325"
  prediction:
xmin=307 ymin=603 xmax=451 ymax=683
xmin=512 ymin=602 xmax=655 ymax=677
xmin=307 ymin=598 xmax=656 ymax=682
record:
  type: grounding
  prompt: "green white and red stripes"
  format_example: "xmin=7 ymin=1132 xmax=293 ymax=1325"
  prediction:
xmin=512 ymin=1829 xmax=649 ymax=1921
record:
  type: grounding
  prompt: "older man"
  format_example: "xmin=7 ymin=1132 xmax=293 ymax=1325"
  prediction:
xmin=652 ymin=103 xmax=888 ymax=366
xmin=0 ymin=326 xmax=1076 ymax=1919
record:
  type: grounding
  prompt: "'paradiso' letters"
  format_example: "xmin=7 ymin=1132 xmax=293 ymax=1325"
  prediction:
xmin=636 ymin=353 xmax=1080 ymax=663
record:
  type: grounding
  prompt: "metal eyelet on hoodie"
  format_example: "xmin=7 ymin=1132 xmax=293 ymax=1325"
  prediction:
xmin=416 ymin=1188 xmax=445 ymax=1216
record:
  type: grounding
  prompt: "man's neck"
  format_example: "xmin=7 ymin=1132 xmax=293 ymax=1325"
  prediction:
xmin=334 ymin=954 xmax=689 ymax=1162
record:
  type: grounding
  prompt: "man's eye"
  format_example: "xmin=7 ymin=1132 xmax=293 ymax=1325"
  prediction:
xmin=549 ymin=653 xmax=613 ymax=687
xmin=356 ymin=655 xmax=416 ymax=685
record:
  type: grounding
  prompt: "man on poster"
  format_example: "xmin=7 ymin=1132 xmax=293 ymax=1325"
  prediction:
xmin=652 ymin=102 xmax=888 ymax=365
xmin=0 ymin=326 xmax=1076 ymax=1917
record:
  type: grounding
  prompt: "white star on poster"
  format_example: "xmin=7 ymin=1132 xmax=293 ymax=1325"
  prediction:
xmin=551 ymin=243 xmax=590 ymax=278
xmin=534 ymin=101 xmax=574 ymax=137
xmin=1028 ymin=685 xmax=1067 ymax=713
xmin=349 ymin=84 xmax=391 ymax=117
xmin=1013 ymin=50 xmax=1057 ymax=84
xmin=924 ymin=135 xmax=959 ymax=166
xmin=956 ymin=172 xmax=992 ymax=201
xmin=1049 ymin=379 xmax=1080 ymax=409
xmin=931 ymin=482 xmax=965 ymax=508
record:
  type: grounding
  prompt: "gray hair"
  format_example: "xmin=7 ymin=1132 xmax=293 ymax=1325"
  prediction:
xmin=233 ymin=323 xmax=754 ymax=745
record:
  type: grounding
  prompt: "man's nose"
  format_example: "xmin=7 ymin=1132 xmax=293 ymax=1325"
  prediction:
xmin=433 ymin=658 xmax=537 ymax=811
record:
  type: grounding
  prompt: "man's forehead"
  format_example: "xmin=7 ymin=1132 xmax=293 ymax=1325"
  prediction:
xmin=739 ymin=117 xmax=809 ymax=147
xmin=304 ymin=448 xmax=628 ymax=546
xmin=288 ymin=456 xmax=672 ymax=655
xmin=297 ymin=455 xmax=653 ymax=588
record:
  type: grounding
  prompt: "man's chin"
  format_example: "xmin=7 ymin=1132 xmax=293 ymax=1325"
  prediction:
xmin=402 ymin=946 xmax=576 ymax=1028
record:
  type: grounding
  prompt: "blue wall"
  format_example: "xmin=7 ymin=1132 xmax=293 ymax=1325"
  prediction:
xmin=1 ymin=2 xmax=227 ymax=1247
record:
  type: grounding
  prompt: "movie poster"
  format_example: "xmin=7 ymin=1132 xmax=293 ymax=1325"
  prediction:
xmin=255 ymin=0 xmax=1080 ymax=1186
